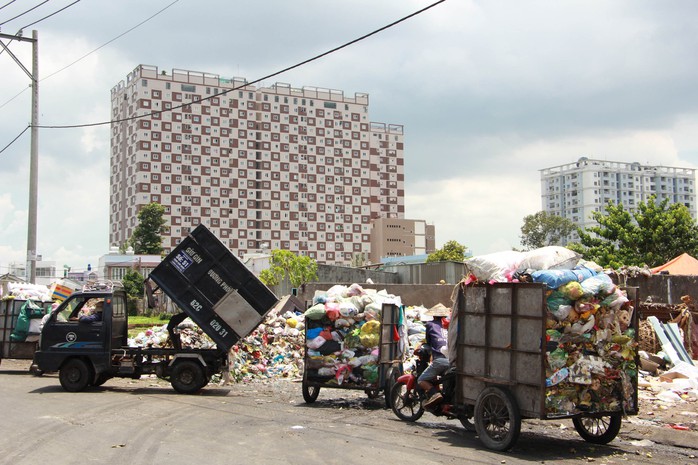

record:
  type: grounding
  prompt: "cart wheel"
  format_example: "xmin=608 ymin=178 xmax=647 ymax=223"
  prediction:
xmin=573 ymin=414 xmax=622 ymax=444
xmin=365 ymin=388 xmax=381 ymax=399
xmin=390 ymin=381 xmax=424 ymax=422
xmin=59 ymin=358 xmax=91 ymax=392
xmin=171 ymin=360 xmax=205 ymax=394
xmin=383 ymin=366 xmax=399 ymax=409
xmin=474 ymin=386 xmax=521 ymax=451
xmin=460 ymin=416 xmax=476 ymax=432
xmin=302 ymin=380 xmax=320 ymax=403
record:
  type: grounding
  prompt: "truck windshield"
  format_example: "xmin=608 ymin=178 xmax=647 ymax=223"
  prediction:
xmin=57 ymin=297 xmax=104 ymax=322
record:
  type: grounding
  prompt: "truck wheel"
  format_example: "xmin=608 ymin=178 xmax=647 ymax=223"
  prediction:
xmin=474 ymin=386 xmax=521 ymax=451
xmin=59 ymin=359 xmax=91 ymax=392
xmin=390 ymin=381 xmax=424 ymax=422
xmin=171 ymin=360 xmax=205 ymax=394
xmin=573 ymin=414 xmax=622 ymax=444
xmin=302 ymin=380 xmax=320 ymax=403
xmin=92 ymin=373 xmax=111 ymax=387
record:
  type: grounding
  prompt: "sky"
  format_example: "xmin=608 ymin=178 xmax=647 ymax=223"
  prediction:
xmin=1 ymin=0 xmax=698 ymax=276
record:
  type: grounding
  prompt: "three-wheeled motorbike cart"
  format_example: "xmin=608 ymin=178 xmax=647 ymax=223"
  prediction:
xmin=393 ymin=281 xmax=639 ymax=451
xmin=302 ymin=301 xmax=405 ymax=406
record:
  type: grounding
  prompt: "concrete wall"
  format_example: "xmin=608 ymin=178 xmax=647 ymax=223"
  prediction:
xmin=619 ymin=274 xmax=698 ymax=305
xmin=383 ymin=261 xmax=466 ymax=286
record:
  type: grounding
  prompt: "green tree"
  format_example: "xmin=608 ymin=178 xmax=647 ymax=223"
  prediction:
xmin=121 ymin=269 xmax=144 ymax=315
xmin=576 ymin=196 xmax=698 ymax=268
xmin=426 ymin=240 xmax=468 ymax=263
xmin=259 ymin=250 xmax=319 ymax=288
xmin=130 ymin=202 xmax=167 ymax=255
xmin=520 ymin=211 xmax=576 ymax=250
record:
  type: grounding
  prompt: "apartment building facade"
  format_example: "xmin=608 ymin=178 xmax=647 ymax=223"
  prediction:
xmin=369 ymin=218 xmax=436 ymax=264
xmin=540 ymin=157 xmax=697 ymax=243
xmin=110 ymin=65 xmax=405 ymax=265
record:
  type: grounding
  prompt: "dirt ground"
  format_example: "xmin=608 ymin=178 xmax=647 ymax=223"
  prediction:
xmin=2 ymin=357 xmax=696 ymax=427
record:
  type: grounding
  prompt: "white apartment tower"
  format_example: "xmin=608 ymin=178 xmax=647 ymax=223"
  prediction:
xmin=109 ymin=65 xmax=405 ymax=265
xmin=540 ymin=157 xmax=696 ymax=243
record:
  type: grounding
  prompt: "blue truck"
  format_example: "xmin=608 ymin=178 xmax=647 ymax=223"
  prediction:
xmin=33 ymin=225 xmax=301 ymax=393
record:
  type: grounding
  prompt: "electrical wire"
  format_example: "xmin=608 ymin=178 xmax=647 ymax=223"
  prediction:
xmin=0 ymin=0 xmax=19 ymax=11
xmin=0 ymin=85 xmax=27 ymax=110
xmin=20 ymin=0 xmax=80 ymax=30
xmin=37 ymin=0 xmax=447 ymax=130
xmin=0 ymin=0 xmax=50 ymax=27
xmin=0 ymin=125 xmax=30 ymax=155
xmin=0 ymin=0 xmax=179 ymax=109
xmin=42 ymin=0 xmax=178 ymax=82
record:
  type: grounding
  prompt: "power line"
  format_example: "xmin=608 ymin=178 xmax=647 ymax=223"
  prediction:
xmin=0 ymin=0 xmax=50 ymax=27
xmin=0 ymin=0 xmax=79 ymax=59
xmin=0 ymin=84 xmax=27 ymax=110
xmin=20 ymin=0 xmax=80 ymax=30
xmin=37 ymin=0 xmax=447 ymax=130
xmin=0 ymin=0 xmax=179 ymax=108
xmin=42 ymin=0 xmax=179 ymax=82
xmin=0 ymin=0 xmax=19 ymax=11
xmin=0 ymin=124 xmax=30 ymax=155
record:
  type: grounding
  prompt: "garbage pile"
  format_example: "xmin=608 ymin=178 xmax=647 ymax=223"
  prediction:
xmin=127 ymin=283 xmax=437 ymax=385
xmin=128 ymin=321 xmax=216 ymax=349
xmin=227 ymin=304 xmax=306 ymax=383
xmin=465 ymin=246 xmax=638 ymax=416
xmin=302 ymin=284 xmax=403 ymax=389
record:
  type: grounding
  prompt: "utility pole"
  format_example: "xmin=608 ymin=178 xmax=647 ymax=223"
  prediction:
xmin=0 ymin=30 xmax=39 ymax=283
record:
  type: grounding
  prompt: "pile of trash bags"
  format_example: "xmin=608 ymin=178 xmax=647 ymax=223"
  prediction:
xmin=302 ymin=284 xmax=404 ymax=389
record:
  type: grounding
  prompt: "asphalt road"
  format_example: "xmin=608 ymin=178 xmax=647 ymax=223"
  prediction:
xmin=0 ymin=359 xmax=696 ymax=465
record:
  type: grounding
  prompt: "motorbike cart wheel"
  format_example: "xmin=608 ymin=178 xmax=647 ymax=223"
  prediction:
xmin=171 ymin=360 xmax=205 ymax=394
xmin=302 ymin=380 xmax=320 ymax=403
xmin=365 ymin=389 xmax=380 ymax=399
xmin=383 ymin=366 xmax=400 ymax=409
xmin=573 ymin=413 xmax=622 ymax=444
xmin=474 ymin=386 xmax=521 ymax=451
xmin=459 ymin=416 xmax=476 ymax=432
xmin=59 ymin=358 xmax=92 ymax=392
xmin=390 ymin=381 xmax=425 ymax=422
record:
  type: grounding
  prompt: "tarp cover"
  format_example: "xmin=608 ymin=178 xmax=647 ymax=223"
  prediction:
xmin=651 ymin=253 xmax=698 ymax=275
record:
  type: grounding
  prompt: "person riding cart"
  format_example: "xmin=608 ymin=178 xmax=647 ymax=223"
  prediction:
xmin=418 ymin=303 xmax=451 ymax=409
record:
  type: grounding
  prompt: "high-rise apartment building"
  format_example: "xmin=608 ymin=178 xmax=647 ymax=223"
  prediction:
xmin=369 ymin=218 xmax=436 ymax=263
xmin=540 ymin=157 xmax=696 ymax=243
xmin=110 ymin=65 xmax=405 ymax=265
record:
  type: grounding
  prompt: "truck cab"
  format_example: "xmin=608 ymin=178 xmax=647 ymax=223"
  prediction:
xmin=33 ymin=282 xmax=129 ymax=391
xmin=33 ymin=224 xmax=295 ymax=394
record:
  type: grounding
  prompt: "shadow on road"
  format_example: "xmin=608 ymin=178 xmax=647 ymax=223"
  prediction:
xmin=295 ymin=396 xmax=387 ymax=411
xmin=394 ymin=416 xmax=627 ymax=462
xmin=28 ymin=384 xmax=232 ymax=396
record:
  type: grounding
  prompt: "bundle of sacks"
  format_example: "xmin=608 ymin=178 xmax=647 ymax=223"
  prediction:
xmin=466 ymin=246 xmax=637 ymax=416
xmin=304 ymin=284 xmax=403 ymax=388
xmin=465 ymin=246 xmax=583 ymax=283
